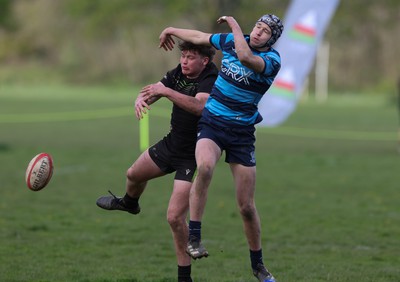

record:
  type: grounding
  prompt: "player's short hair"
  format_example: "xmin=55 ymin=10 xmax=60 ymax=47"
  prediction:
xmin=179 ymin=41 xmax=216 ymax=63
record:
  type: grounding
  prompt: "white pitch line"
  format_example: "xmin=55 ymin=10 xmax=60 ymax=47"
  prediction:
xmin=0 ymin=106 xmax=395 ymax=142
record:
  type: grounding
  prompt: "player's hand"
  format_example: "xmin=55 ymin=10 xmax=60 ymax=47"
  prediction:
xmin=134 ymin=93 xmax=151 ymax=120
xmin=217 ymin=16 xmax=228 ymax=24
xmin=217 ymin=16 xmax=238 ymax=30
xmin=159 ymin=28 xmax=176 ymax=51
xmin=140 ymin=83 xmax=165 ymax=99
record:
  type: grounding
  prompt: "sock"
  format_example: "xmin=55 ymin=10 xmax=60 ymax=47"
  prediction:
xmin=188 ymin=220 xmax=201 ymax=241
xmin=178 ymin=265 xmax=192 ymax=282
xmin=250 ymin=249 xmax=263 ymax=270
xmin=122 ymin=193 xmax=139 ymax=208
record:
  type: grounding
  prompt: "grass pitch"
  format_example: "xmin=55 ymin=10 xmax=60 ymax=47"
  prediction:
xmin=0 ymin=85 xmax=399 ymax=281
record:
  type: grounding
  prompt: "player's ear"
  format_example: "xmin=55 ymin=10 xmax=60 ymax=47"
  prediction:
xmin=203 ymin=56 xmax=210 ymax=66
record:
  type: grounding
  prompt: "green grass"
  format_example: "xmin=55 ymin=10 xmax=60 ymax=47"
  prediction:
xmin=0 ymin=85 xmax=399 ymax=282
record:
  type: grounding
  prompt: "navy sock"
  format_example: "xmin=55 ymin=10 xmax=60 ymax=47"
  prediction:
xmin=178 ymin=265 xmax=192 ymax=282
xmin=250 ymin=249 xmax=263 ymax=270
xmin=122 ymin=193 xmax=139 ymax=208
xmin=188 ymin=220 xmax=201 ymax=241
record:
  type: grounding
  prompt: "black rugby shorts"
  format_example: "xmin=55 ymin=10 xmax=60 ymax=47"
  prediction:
xmin=148 ymin=138 xmax=196 ymax=182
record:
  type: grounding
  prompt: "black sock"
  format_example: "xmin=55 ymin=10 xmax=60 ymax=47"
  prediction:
xmin=188 ymin=220 xmax=201 ymax=241
xmin=250 ymin=249 xmax=263 ymax=270
xmin=122 ymin=193 xmax=139 ymax=208
xmin=178 ymin=265 xmax=192 ymax=282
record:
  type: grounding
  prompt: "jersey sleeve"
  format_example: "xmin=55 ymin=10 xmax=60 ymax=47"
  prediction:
xmin=261 ymin=51 xmax=281 ymax=76
xmin=210 ymin=33 xmax=233 ymax=50
xmin=160 ymin=65 xmax=180 ymax=87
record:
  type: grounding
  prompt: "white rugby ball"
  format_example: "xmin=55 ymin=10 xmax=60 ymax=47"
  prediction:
xmin=25 ymin=153 xmax=54 ymax=191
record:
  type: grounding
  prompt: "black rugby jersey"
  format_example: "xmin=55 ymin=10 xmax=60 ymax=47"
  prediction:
xmin=160 ymin=63 xmax=218 ymax=158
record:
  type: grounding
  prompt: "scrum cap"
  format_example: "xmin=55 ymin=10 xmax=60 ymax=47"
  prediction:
xmin=257 ymin=14 xmax=284 ymax=47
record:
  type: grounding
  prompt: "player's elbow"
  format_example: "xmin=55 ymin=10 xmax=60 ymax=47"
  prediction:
xmin=193 ymin=106 xmax=204 ymax=116
xmin=193 ymin=33 xmax=212 ymax=45
xmin=239 ymin=54 xmax=264 ymax=73
xmin=193 ymin=94 xmax=208 ymax=116
xmin=237 ymin=52 xmax=253 ymax=66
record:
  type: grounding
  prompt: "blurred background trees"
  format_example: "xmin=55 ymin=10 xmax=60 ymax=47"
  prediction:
xmin=0 ymin=0 xmax=399 ymax=93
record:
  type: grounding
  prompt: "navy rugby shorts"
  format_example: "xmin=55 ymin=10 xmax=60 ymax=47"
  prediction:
xmin=197 ymin=121 xmax=256 ymax=167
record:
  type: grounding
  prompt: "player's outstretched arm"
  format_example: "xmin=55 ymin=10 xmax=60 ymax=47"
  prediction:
xmin=159 ymin=27 xmax=212 ymax=51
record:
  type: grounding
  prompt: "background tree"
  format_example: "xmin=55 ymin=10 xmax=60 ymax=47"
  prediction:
xmin=0 ymin=0 xmax=398 ymax=93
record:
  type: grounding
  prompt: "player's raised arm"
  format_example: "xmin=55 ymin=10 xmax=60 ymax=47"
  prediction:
xmin=159 ymin=27 xmax=212 ymax=51
xmin=217 ymin=16 xmax=266 ymax=73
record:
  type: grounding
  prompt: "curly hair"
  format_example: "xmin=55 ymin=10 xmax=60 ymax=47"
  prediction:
xmin=178 ymin=41 xmax=216 ymax=63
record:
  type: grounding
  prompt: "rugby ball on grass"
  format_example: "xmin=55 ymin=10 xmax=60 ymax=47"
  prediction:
xmin=25 ymin=153 xmax=54 ymax=191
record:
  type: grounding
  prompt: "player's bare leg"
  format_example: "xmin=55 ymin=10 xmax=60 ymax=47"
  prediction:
xmin=230 ymin=163 xmax=275 ymax=282
xmin=96 ymin=149 xmax=165 ymax=214
xmin=187 ymin=138 xmax=221 ymax=259
xmin=168 ymin=180 xmax=193 ymax=280
xmin=230 ymin=164 xmax=261 ymax=250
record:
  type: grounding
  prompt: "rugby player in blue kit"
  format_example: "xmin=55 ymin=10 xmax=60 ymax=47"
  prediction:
xmin=159 ymin=14 xmax=284 ymax=282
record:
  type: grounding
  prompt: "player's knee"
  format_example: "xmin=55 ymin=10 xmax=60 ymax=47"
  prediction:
xmin=126 ymin=167 xmax=139 ymax=183
xmin=126 ymin=167 xmax=134 ymax=179
xmin=239 ymin=203 xmax=256 ymax=221
xmin=197 ymin=162 xmax=214 ymax=180
xmin=167 ymin=210 xmax=183 ymax=229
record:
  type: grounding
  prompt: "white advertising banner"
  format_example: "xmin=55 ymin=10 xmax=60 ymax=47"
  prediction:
xmin=258 ymin=0 xmax=340 ymax=127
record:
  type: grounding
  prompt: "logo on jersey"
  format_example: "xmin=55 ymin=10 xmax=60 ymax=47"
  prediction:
xmin=185 ymin=169 xmax=191 ymax=175
xmin=250 ymin=151 xmax=256 ymax=164
xmin=151 ymin=147 xmax=158 ymax=157
xmin=221 ymin=58 xmax=253 ymax=85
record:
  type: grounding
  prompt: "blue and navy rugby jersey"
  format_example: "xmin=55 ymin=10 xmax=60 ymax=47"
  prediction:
xmin=204 ymin=33 xmax=281 ymax=127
